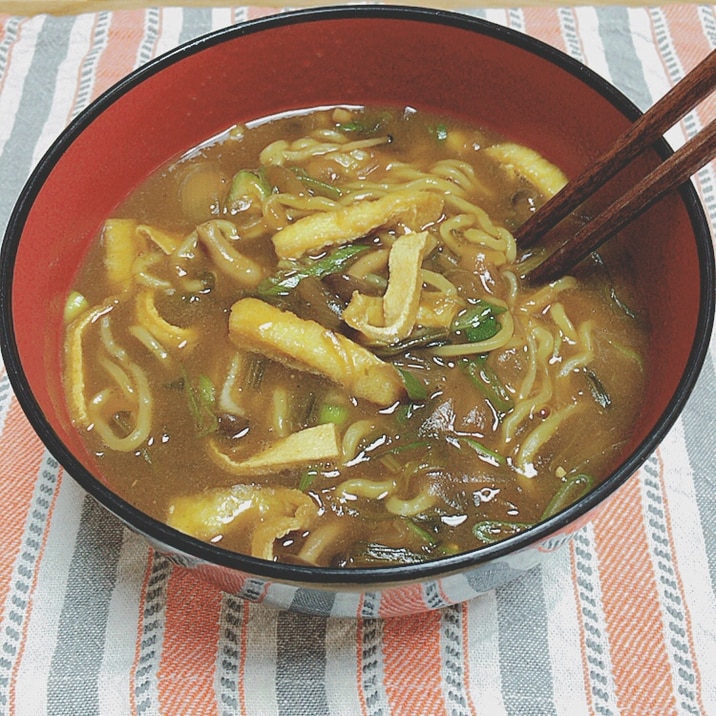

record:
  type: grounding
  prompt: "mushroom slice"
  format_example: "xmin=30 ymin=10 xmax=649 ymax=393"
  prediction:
xmin=271 ymin=189 xmax=444 ymax=259
xmin=229 ymin=297 xmax=405 ymax=406
xmin=210 ymin=423 xmax=340 ymax=477
xmin=342 ymin=231 xmax=430 ymax=344
xmin=166 ymin=484 xmax=318 ymax=561
xmin=195 ymin=219 xmax=265 ymax=287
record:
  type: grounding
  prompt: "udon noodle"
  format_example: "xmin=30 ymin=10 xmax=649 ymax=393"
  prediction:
xmin=63 ymin=106 xmax=648 ymax=566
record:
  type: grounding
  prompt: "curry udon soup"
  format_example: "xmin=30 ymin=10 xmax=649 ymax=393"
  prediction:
xmin=63 ymin=106 xmax=648 ymax=567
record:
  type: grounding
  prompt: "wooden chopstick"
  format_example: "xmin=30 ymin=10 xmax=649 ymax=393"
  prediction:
xmin=519 ymin=50 xmax=716 ymax=285
xmin=526 ymin=117 xmax=716 ymax=284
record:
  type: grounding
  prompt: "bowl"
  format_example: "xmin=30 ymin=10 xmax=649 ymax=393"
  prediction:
xmin=1 ymin=6 xmax=714 ymax=618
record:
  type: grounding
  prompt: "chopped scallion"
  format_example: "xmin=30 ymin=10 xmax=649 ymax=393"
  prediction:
xmin=353 ymin=543 xmax=427 ymax=565
xmin=370 ymin=328 xmax=449 ymax=357
xmin=317 ymin=402 xmax=349 ymax=426
xmin=182 ymin=367 xmax=218 ymax=436
xmin=336 ymin=114 xmax=388 ymax=135
xmin=540 ymin=472 xmax=593 ymax=520
xmin=472 ymin=519 xmax=532 ymax=544
xmin=459 ymin=436 xmax=506 ymax=466
xmin=299 ymin=468 xmax=319 ymax=492
xmin=291 ymin=167 xmax=342 ymax=200
xmin=591 ymin=252 xmax=638 ymax=319
xmin=461 ymin=355 xmax=513 ymax=418
xmin=257 ymin=244 xmax=369 ymax=298
xmin=225 ymin=169 xmax=271 ymax=208
xmin=451 ymin=300 xmax=506 ymax=343
xmin=404 ymin=519 xmax=437 ymax=545
xmin=430 ymin=123 xmax=449 ymax=142
xmin=397 ymin=368 xmax=428 ymax=401
xmin=584 ymin=367 xmax=611 ymax=409
xmin=374 ymin=439 xmax=429 ymax=458
xmin=245 ymin=355 xmax=266 ymax=390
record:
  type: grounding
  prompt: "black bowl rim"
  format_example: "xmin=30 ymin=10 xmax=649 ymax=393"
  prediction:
xmin=1 ymin=4 xmax=714 ymax=588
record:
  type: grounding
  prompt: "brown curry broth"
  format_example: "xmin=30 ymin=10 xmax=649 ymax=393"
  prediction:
xmin=69 ymin=107 xmax=648 ymax=565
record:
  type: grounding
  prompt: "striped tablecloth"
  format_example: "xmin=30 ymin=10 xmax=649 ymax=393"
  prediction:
xmin=1 ymin=5 xmax=715 ymax=715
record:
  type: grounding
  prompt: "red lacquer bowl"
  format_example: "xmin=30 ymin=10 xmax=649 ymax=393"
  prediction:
xmin=1 ymin=6 xmax=714 ymax=617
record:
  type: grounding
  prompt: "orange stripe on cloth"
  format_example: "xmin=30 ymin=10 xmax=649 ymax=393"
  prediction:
xmin=383 ymin=609 xmax=448 ymax=716
xmin=523 ymin=8 xmax=568 ymax=54
xmin=0 ymin=399 xmax=46 ymax=612
xmin=156 ymin=567 xmax=224 ymax=715
xmin=379 ymin=583 xmax=427 ymax=619
xmin=247 ymin=6 xmax=280 ymax=21
xmin=592 ymin=474 xmax=676 ymax=713
xmin=92 ymin=10 xmax=155 ymax=100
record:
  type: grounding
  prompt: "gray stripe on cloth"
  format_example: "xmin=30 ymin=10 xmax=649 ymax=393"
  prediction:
xmin=642 ymin=455 xmax=701 ymax=715
xmin=275 ymin=610 xmax=330 ymax=716
xmin=178 ymin=7 xmax=213 ymax=46
xmin=571 ymin=528 xmax=617 ymax=716
xmin=136 ymin=8 xmax=162 ymax=69
xmin=649 ymin=8 xmax=683 ymax=94
xmin=0 ymin=16 xmax=70 ymax=236
xmin=134 ymin=554 xmax=171 ymax=715
xmin=289 ymin=587 xmax=335 ymax=617
xmin=458 ymin=8 xmax=488 ymax=20
xmin=697 ymin=5 xmax=716 ymax=45
xmin=507 ymin=8 xmax=525 ymax=34
xmin=71 ymin=11 xmax=112 ymax=121
xmin=496 ymin=568 xmax=557 ymax=716
xmin=558 ymin=8 xmax=585 ymax=63
xmin=0 ymin=451 xmax=61 ymax=711
xmin=596 ymin=7 xmax=652 ymax=112
xmin=360 ymin=615 xmax=387 ymax=716
xmin=441 ymin=605 xmax=471 ymax=716
xmin=682 ymin=360 xmax=716 ymax=594
xmin=46 ymin=494 xmax=124 ymax=716
xmin=217 ymin=594 xmax=244 ymax=716
xmin=0 ymin=371 xmax=13 ymax=433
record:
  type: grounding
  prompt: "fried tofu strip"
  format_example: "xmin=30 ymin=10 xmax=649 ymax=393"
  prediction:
xmin=342 ymin=231 xmax=430 ymax=344
xmin=135 ymin=289 xmax=198 ymax=350
xmin=64 ymin=299 xmax=117 ymax=426
xmin=102 ymin=219 xmax=144 ymax=293
xmin=229 ymin=298 xmax=405 ymax=405
xmin=209 ymin=424 xmax=340 ymax=477
xmin=484 ymin=143 xmax=568 ymax=198
xmin=271 ymin=190 xmax=444 ymax=259
xmin=166 ymin=484 xmax=318 ymax=560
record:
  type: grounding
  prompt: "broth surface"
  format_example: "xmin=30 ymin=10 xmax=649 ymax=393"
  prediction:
xmin=63 ymin=106 xmax=648 ymax=566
